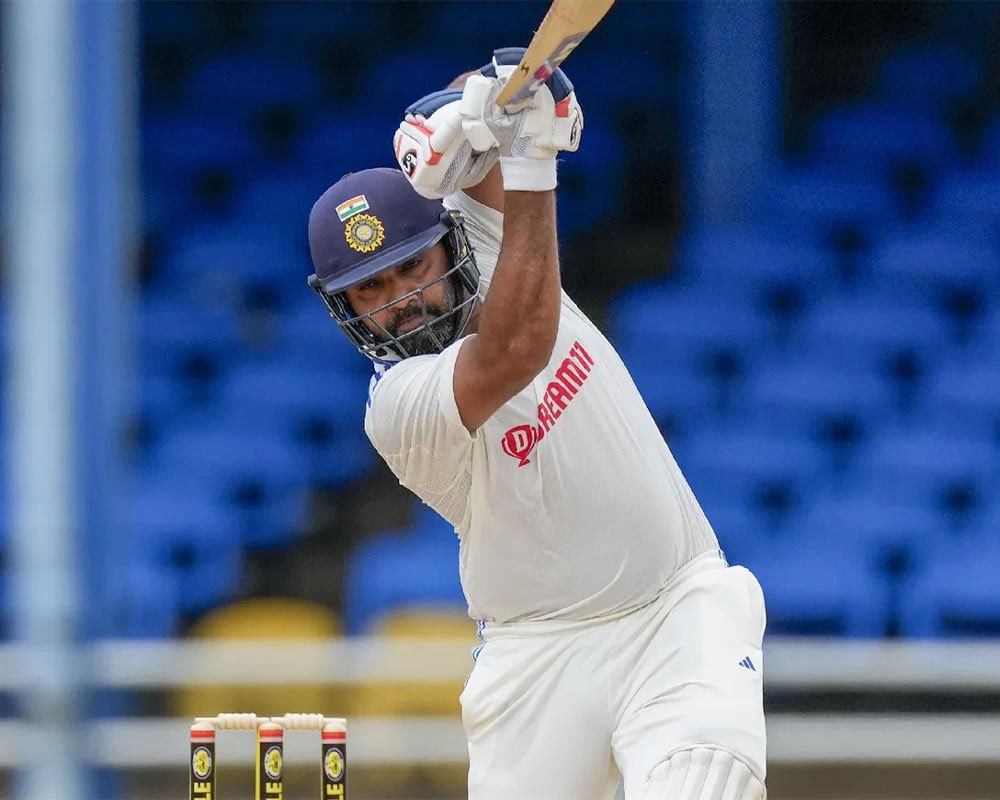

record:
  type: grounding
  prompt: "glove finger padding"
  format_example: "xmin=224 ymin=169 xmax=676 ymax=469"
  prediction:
xmin=406 ymin=88 xmax=463 ymax=117
xmin=475 ymin=47 xmax=583 ymax=154
xmin=459 ymin=73 xmax=582 ymax=159
xmin=458 ymin=75 xmax=558 ymax=191
xmin=394 ymin=89 xmax=498 ymax=199
xmin=459 ymin=76 xmax=500 ymax=153
xmin=545 ymin=90 xmax=583 ymax=153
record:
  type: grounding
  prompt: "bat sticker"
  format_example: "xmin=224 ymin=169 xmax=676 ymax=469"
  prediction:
xmin=506 ymin=32 xmax=587 ymax=106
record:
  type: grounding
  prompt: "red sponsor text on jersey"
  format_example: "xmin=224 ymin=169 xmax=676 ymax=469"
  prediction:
xmin=500 ymin=341 xmax=595 ymax=466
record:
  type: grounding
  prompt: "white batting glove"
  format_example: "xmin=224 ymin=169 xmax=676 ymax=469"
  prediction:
xmin=393 ymin=89 xmax=500 ymax=200
xmin=459 ymin=48 xmax=583 ymax=192
xmin=487 ymin=46 xmax=583 ymax=155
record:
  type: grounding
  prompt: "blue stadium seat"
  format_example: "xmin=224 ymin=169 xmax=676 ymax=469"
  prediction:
xmin=980 ymin=115 xmax=1000 ymax=167
xmin=218 ymin=360 xmax=367 ymax=431
xmin=152 ymin=420 xmax=310 ymax=496
xmin=556 ymin=49 xmax=675 ymax=111
xmin=875 ymin=43 xmax=980 ymax=109
xmin=297 ymin=113 xmax=399 ymax=179
xmin=741 ymin=359 xmax=893 ymax=432
xmin=679 ymin=428 xmax=828 ymax=512
xmin=923 ymin=360 xmax=1000 ymax=433
xmin=248 ymin=1 xmax=383 ymax=46
xmin=673 ymin=226 xmax=835 ymax=295
xmin=141 ymin=1 xmax=210 ymax=47
xmin=753 ymin=167 xmax=896 ymax=235
xmin=610 ymin=0 xmax=685 ymax=32
xmin=139 ymin=369 xmax=205 ymax=433
xmin=147 ymin=425 xmax=311 ymax=552
xmin=112 ymin=564 xmax=182 ymax=637
xmin=367 ymin=53 xmax=467 ymax=123
xmin=972 ymin=503 xmax=1000 ymax=541
xmin=142 ymin=115 xmax=256 ymax=176
xmin=738 ymin=534 xmax=891 ymax=636
xmin=234 ymin=170 xmax=333 ymax=239
xmin=793 ymin=491 xmax=942 ymax=568
xmin=440 ymin=2 xmax=567 ymax=46
xmin=980 ymin=310 xmax=1000 ymax=361
xmin=932 ymin=169 xmax=1000 ymax=226
xmin=556 ymin=121 xmax=626 ymax=236
xmin=138 ymin=345 xmax=228 ymax=431
xmin=184 ymin=53 xmax=325 ymax=116
xmin=0 ymin=480 xmax=6 ymax=638
xmin=797 ymin=295 xmax=951 ymax=362
xmin=869 ymin=231 xmax=996 ymax=291
xmin=273 ymin=301 xmax=369 ymax=375
xmin=609 ymin=284 xmax=772 ymax=369
xmin=139 ymin=294 xmax=243 ymax=363
xmin=810 ymin=103 xmax=957 ymax=169
xmin=343 ymin=528 xmax=466 ymax=634
xmin=898 ymin=530 xmax=1000 ymax=637
xmin=126 ymin=482 xmax=243 ymax=614
xmin=144 ymin=180 xmax=200 ymax=235
xmin=216 ymin=361 xmax=375 ymax=488
xmin=851 ymin=428 xmax=998 ymax=515
xmin=163 ymin=221 xmax=303 ymax=295
xmin=0 ymin=480 xmax=6 ymax=545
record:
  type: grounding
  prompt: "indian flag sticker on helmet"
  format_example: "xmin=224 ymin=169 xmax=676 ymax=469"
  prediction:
xmin=336 ymin=194 xmax=370 ymax=222
xmin=345 ymin=213 xmax=385 ymax=253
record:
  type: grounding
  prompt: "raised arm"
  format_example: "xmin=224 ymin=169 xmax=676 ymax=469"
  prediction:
xmin=393 ymin=56 xmax=583 ymax=431
xmin=447 ymin=64 xmax=581 ymax=432
xmin=453 ymin=188 xmax=559 ymax=431
xmin=463 ymin=163 xmax=504 ymax=213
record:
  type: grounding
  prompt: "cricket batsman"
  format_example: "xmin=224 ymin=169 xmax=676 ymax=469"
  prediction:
xmin=306 ymin=50 xmax=767 ymax=800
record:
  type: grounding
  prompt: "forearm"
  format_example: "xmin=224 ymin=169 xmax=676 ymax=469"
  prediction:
xmin=463 ymin=164 xmax=504 ymax=212
xmin=475 ymin=190 xmax=560 ymax=372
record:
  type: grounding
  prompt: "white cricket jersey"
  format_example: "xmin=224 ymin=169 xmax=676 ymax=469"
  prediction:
xmin=364 ymin=191 xmax=719 ymax=624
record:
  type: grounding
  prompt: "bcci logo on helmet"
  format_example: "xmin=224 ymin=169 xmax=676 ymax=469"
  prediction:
xmin=344 ymin=213 xmax=385 ymax=254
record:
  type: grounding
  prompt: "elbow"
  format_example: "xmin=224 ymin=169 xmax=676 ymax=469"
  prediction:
xmin=504 ymin=325 xmax=558 ymax=381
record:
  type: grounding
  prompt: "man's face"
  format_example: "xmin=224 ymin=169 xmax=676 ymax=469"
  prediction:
xmin=343 ymin=242 xmax=456 ymax=356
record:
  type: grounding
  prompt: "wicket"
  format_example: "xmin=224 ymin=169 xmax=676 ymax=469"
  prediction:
xmin=189 ymin=713 xmax=347 ymax=800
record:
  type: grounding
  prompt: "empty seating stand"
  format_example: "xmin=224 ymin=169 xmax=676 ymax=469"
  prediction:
xmin=123 ymin=5 xmax=1000 ymax=641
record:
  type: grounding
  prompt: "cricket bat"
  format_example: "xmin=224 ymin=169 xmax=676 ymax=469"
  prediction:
xmin=495 ymin=0 xmax=616 ymax=107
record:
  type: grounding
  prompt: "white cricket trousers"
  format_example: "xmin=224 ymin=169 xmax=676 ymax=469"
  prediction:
xmin=460 ymin=551 xmax=767 ymax=800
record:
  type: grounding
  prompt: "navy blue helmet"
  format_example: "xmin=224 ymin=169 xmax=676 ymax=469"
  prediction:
xmin=307 ymin=168 xmax=480 ymax=362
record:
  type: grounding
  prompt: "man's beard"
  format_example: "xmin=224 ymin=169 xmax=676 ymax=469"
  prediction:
xmin=386 ymin=280 xmax=458 ymax=356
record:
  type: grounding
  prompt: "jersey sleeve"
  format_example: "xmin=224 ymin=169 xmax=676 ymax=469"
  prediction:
xmin=444 ymin=191 xmax=502 ymax=287
xmin=364 ymin=339 xmax=476 ymax=519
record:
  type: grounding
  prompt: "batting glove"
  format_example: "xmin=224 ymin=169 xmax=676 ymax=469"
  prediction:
xmin=459 ymin=47 xmax=583 ymax=192
xmin=393 ymin=88 xmax=500 ymax=200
